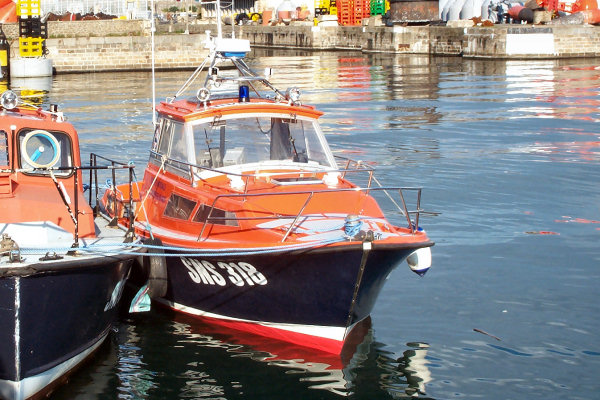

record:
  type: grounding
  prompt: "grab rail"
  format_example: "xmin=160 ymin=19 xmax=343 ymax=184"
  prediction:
xmin=197 ymin=186 xmax=426 ymax=242
xmin=89 ymin=153 xmax=136 ymax=239
xmin=149 ymin=150 xmax=379 ymax=192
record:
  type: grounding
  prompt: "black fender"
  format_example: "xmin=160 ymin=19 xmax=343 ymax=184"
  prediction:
xmin=142 ymin=237 xmax=168 ymax=298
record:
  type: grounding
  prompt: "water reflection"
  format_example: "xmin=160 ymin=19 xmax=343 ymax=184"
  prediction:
xmin=69 ymin=312 xmax=435 ymax=399
xmin=0 ymin=76 xmax=52 ymax=107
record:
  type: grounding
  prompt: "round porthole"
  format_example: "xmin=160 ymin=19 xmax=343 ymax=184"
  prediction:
xmin=21 ymin=130 xmax=61 ymax=169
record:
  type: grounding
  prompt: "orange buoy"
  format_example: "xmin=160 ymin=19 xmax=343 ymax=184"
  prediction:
xmin=572 ymin=0 xmax=598 ymax=12
xmin=581 ymin=8 xmax=600 ymax=23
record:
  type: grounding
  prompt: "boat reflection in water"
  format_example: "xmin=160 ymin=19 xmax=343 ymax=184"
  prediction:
xmin=169 ymin=314 xmax=374 ymax=396
xmin=396 ymin=342 xmax=432 ymax=397
xmin=67 ymin=312 xmax=433 ymax=399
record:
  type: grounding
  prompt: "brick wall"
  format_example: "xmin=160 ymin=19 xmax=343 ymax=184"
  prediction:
xmin=2 ymin=20 xmax=147 ymax=40
xmin=552 ymin=26 xmax=600 ymax=57
xmin=47 ymin=34 xmax=208 ymax=73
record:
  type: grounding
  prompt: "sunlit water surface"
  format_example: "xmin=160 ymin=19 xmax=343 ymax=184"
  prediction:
xmin=13 ymin=51 xmax=599 ymax=399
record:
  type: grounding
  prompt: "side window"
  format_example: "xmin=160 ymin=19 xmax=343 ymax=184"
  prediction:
xmin=0 ymin=130 xmax=8 ymax=167
xmin=164 ymin=193 xmax=196 ymax=220
xmin=18 ymin=129 xmax=72 ymax=175
xmin=193 ymin=205 xmax=238 ymax=226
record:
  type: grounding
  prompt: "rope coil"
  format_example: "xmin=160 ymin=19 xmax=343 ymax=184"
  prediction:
xmin=344 ymin=214 xmax=363 ymax=238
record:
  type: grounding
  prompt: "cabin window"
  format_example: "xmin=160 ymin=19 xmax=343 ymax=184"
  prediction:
xmin=18 ymin=129 xmax=72 ymax=176
xmin=156 ymin=118 xmax=188 ymax=162
xmin=0 ymin=130 xmax=8 ymax=167
xmin=193 ymin=205 xmax=238 ymax=226
xmin=191 ymin=116 xmax=333 ymax=168
xmin=164 ymin=193 xmax=197 ymax=220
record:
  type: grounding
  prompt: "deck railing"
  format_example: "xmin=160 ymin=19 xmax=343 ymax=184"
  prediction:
xmin=88 ymin=153 xmax=137 ymax=240
xmin=196 ymin=186 xmax=425 ymax=242
xmin=147 ymin=150 xmax=429 ymax=241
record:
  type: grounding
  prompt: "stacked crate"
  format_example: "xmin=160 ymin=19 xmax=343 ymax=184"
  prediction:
xmin=337 ymin=0 xmax=354 ymax=25
xmin=329 ymin=0 xmax=337 ymax=16
xmin=370 ymin=0 xmax=389 ymax=15
xmin=16 ymin=0 xmax=46 ymax=57
xmin=355 ymin=0 xmax=371 ymax=22
xmin=314 ymin=0 xmax=338 ymax=16
xmin=336 ymin=0 xmax=371 ymax=25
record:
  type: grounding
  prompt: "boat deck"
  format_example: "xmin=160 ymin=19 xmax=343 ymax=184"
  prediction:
xmin=0 ymin=213 xmax=140 ymax=269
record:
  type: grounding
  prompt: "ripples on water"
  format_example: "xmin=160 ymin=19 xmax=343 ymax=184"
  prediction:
xmin=13 ymin=51 xmax=599 ymax=399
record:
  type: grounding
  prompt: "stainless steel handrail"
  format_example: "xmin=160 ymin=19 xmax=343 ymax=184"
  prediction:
xmin=197 ymin=186 xmax=425 ymax=242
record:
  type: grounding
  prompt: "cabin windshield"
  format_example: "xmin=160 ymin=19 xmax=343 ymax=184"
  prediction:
xmin=190 ymin=116 xmax=335 ymax=169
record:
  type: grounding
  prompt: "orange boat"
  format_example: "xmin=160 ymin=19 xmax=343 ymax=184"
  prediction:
xmin=0 ymin=90 xmax=142 ymax=399
xmin=103 ymin=31 xmax=435 ymax=354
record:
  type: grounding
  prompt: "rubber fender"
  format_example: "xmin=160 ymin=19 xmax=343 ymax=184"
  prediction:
xmin=143 ymin=237 xmax=168 ymax=298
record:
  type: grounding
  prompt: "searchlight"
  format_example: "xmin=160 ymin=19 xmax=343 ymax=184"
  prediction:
xmin=0 ymin=90 xmax=18 ymax=110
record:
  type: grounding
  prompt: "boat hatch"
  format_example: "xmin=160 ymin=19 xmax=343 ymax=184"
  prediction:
xmin=151 ymin=114 xmax=337 ymax=177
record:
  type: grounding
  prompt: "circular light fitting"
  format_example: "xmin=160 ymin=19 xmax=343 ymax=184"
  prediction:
xmin=286 ymin=87 xmax=301 ymax=103
xmin=0 ymin=90 xmax=19 ymax=110
xmin=197 ymin=87 xmax=211 ymax=102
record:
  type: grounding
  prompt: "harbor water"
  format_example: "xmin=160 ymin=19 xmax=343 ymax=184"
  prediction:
xmin=14 ymin=51 xmax=599 ymax=399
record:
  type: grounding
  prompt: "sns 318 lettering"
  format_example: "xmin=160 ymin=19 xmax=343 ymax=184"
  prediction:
xmin=181 ymin=258 xmax=267 ymax=286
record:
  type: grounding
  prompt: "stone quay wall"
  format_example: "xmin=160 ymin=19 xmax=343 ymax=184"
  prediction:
xmin=47 ymin=34 xmax=208 ymax=73
xmin=2 ymin=20 xmax=600 ymax=73
xmin=237 ymin=24 xmax=600 ymax=59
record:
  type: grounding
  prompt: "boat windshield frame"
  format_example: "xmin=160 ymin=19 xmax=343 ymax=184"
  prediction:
xmin=150 ymin=112 xmax=338 ymax=180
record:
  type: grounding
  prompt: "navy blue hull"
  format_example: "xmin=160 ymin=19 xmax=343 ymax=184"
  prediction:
xmin=151 ymin=244 xmax=417 ymax=329
xmin=0 ymin=256 xmax=132 ymax=398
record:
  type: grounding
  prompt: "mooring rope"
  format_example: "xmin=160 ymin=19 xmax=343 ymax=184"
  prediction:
xmin=131 ymin=155 xmax=167 ymax=240
xmin=17 ymin=236 xmax=347 ymax=258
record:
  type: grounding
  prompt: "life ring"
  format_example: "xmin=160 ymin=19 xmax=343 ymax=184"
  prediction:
xmin=21 ymin=129 xmax=61 ymax=169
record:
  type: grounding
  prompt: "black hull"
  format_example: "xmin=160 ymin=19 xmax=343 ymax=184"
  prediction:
xmin=135 ymin=242 xmax=426 ymax=352
xmin=0 ymin=255 xmax=133 ymax=400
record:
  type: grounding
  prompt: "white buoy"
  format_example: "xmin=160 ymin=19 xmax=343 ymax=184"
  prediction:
xmin=10 ymin=57 xmax=53 ymax=78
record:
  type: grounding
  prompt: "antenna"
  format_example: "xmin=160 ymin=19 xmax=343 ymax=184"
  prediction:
xmin=151 ymin=0 xmax=157 ymax=128
xmin=216 ymin=0 xmax=223 ymax=39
